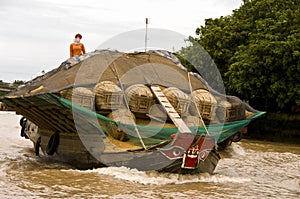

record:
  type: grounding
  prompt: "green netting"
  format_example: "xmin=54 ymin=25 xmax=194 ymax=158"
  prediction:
xmin=54 ymin=94 xmax=266 ymax=147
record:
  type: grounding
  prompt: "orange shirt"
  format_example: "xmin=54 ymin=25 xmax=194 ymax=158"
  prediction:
xmin=70 ymin=43 xmax=86 ymax=57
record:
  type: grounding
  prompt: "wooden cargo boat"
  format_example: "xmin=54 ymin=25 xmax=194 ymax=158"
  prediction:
xmin=1 ymin=50 xmax=264 ymax=174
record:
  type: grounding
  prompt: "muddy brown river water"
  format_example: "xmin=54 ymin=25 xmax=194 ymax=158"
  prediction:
xmin=0 ymin=111 xmax=299 ymax=198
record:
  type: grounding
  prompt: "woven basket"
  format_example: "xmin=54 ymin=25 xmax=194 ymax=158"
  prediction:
xmin=183 ymin=115 xmax=204 ymax=127
xmin=189 ymin=89 xmax=217 ymax=121
xmin=163 ymin=87 xmax=189 ymax=115
xmin=125 ymin=84 xmax=155 ymax=114
xmin=216 ymin=96 xmax=246 ymax=122
xmin=60 ymin=87 xmax=95 ymax=110
xmin=107 ymin=109 xmax=136 ymax=141
xmin=94 ymin=81 xmax=124 ymax=111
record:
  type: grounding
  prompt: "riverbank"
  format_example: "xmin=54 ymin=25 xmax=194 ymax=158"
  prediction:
xmin=246 ymin=113 xmax=300 ymax=144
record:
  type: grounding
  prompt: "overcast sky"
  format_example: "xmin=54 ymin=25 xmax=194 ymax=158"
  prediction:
xmin=0 ymin=0 xmax=242 ymax=82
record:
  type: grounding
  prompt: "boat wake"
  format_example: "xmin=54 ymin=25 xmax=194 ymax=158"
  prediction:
xmin=62 ymin=166 xmax=251 ymax=185
xmin=218 ymin=142 xmax=247 ymax=160
xmin=228 ymin=143 xmax=246 ymax=157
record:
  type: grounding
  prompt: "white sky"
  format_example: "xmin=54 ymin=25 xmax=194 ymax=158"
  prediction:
xmin=0 ymin=0 xmax=242 ymax=82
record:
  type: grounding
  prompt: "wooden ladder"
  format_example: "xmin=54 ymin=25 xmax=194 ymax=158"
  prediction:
xmin=150 ymin=85 xmax=192 ymax=134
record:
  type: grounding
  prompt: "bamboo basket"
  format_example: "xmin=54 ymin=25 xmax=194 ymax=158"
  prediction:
xmin=107 ymin=109 xmax=136 ymax=141
xmin=189 ymin=89 xmax=217 ymax=121
xmin=125 ymin=84 xmax=155 ymax=114
xmin=183 ymin=115 xmax=204 ymax=128
xmin=60 ymin=87 xmax=95 ymax=110
xmin=216 ymin=96 xmax=246 ymax=122
xmin=94 ymin=81 xmax=124 ymax=111
xmin=162 ymin=87 xmax=190 ymax=115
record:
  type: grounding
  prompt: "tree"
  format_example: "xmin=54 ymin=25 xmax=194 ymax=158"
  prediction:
xmin=183 ymin=0 xmax=300 ymax=112
xmin=12 ymin=80 xmax=25 ymax=87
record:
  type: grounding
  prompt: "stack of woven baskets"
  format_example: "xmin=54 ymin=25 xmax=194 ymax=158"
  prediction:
xmin=59 ymin=81 xmax=245 ymax=141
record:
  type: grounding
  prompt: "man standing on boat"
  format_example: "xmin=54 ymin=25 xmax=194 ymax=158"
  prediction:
xmin=70 ymin=33 xmax=86 ymax=57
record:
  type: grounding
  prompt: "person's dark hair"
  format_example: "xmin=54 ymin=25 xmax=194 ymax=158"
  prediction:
xmin=75 ymin=33 xmax=82 ymax=39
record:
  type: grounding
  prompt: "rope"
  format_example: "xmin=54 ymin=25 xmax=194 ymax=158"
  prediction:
xmin=187 ymin=72 xmax=210 ymax=136
xmin=105 ymin=52 xmax=148 ymax=150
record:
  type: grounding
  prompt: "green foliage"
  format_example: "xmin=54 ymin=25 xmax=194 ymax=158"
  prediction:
xmin=184 ymin=0 xmax=300 ymax=112
xmin=177 ymin=37 xmax=226 ymax=93
xmin=0 ymin=91 xmax=6 ymax=97
xmin=12 ymin=80 xmax=25 ymax=86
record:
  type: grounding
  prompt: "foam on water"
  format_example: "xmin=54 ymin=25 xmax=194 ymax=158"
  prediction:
xmin=230 ymin=143 xmax=246 ymax=157
xmin=61 ymin=166 xmax=251 ymax=185
xmin=220 ymin=142 xmax=247 ymax=159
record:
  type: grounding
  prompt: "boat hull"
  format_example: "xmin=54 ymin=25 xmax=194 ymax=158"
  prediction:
xmin=26 ymin=123 xmax=220 ymax=174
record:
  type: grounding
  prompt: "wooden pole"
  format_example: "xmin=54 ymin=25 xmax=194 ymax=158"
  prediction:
xmin=145 ymin=18 xmax=149 ymax=52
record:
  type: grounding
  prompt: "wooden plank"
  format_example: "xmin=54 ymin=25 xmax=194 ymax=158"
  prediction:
xmin=30 ymin=107 xmax=64 ymax=131
xmin=150 ymin=85 xmax=192 ymax=134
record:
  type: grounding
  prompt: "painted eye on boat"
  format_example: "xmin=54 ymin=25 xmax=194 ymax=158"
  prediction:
xmin=173 ymin=149 xmax=181 ymax=156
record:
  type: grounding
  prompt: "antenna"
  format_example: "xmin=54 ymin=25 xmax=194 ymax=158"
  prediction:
xmin=145 ymin=18 xmax=149 ymax=52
